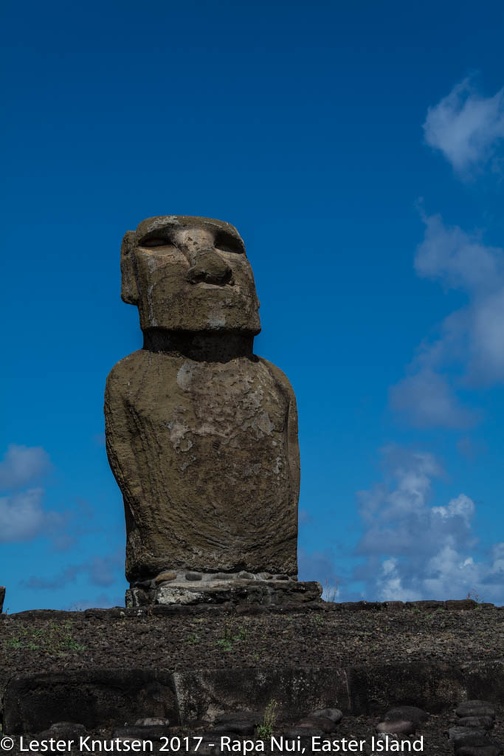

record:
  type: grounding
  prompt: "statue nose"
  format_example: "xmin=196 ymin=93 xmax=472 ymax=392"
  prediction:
xmin=186 ymin=248 xmax=233 ymax=285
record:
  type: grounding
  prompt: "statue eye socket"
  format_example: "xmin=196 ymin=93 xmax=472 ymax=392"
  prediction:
xmin=139 ymin=236 xmax=172 ymax=248
xmin=214 ymin=231 xmax=245 ymax=254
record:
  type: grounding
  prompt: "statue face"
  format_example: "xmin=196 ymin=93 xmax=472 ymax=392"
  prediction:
xmin=121 ymin=216 xmax=261 ymax=334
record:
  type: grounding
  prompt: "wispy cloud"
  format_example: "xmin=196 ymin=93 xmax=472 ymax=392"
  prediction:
xmin=354 ymin=446 xmax=504 ymax=603
xmin=390 ymin=213 xmax=504 ymax=427
xmin=0 ymin=444 xmax=85 ymax=547
xmin=22 ymin=551 xmax=124 ymax=591
xmin=390 ymin=369 xmax=475 ymax=429
xmin=0 ymin=487 xmax=64 ymax=542
xmin=415 ymin=212 xmax=504 ymax=294
xmin=22 ymin=565 xmax=82 ymax=590
xmin=369 ymin=79 xmax=504 ymax=604
xmin=0 ymin=444 xmax=67 ymax=543
xmin=424 ymin=77 xmax=504 ymax=176
xmin=0 ymin=444 xmax=51 ymax=489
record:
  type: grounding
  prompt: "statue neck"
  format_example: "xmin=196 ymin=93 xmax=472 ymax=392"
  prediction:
xmin=142 ymin=329 xmax=256 ymax=362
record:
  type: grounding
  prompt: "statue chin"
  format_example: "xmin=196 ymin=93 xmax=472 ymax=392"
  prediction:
xmin=137 ymin=298 xmax=261 ymax=335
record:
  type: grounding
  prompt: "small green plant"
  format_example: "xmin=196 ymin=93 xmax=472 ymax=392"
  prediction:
xmin=216 ymin=624 xmax=247 ymax=651
xmin=3 ymin=621 xmax=86 ymax=654
xmin=185 ymin=632 xmax=200 ymax=645
xmin=256 ymin=699 xmax=278 ymax=740
xmin=5 ymin=637 xmax=24 ymax=650
xmin=216 ymin=637 xmax=234 ymax=652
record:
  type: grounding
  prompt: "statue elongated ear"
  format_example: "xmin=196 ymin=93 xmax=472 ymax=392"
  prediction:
xmin=120 ymin=231 xmax=139 ymax=304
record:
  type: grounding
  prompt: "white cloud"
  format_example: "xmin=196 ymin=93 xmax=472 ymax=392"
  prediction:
xmin=376 ymin=559 xmax=422 ymax=602
xmin=390 ymin=369 xmax=475 ymax=428
xmin=391 ymin=214 xmax=504 ymax=426
xmin=0 ymin=488 xmax=65 ymax=543
xmin=1 ymin=488 xmax=44 ymax=541
xmin=487 ymin=543 xmax=504 ymax=580
xmin=0 ymin=444 xmax=73 ymax=544
xmin=0 ymin=444 xmax=51 ymax=489
xmin=354 ymin=447 xmax=504 ymax=604
xmin=432 ymin=493 xmax=474 ymax=522
xmin=424 ymin=78 xmax=504 ymax=175
xmin=414 ymin=213 xmax=504 ymax=292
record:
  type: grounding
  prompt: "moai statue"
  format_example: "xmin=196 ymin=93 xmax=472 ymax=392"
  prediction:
xmin=105 ymin=216 xmax=320 ymax=605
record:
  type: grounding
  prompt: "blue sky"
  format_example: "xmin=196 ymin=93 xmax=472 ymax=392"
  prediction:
xmin=1 ymin=0 xmax=504 ymax=612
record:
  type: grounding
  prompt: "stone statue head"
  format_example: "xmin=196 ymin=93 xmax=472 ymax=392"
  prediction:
xmin=120 ymin=216 xmax=261 ymax=334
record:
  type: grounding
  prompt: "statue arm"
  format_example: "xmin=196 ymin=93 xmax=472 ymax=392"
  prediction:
xmin=104 ymin=365 xmax=144 ymax=519
xmin=259 ymin=359 xmax=300 ymax=504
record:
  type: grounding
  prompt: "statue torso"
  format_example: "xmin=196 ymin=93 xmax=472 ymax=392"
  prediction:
xmin=105 ymin=350 xmax=298 ymax=579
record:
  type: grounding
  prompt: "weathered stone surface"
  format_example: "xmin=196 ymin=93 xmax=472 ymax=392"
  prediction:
xmin=347 ymin=662 xmax=467 ymax=714
xmin=310 ymin=707 xmax=344 ymax=724
xmin=383 ymin=705 xmax=429 ymax=724
xmin=284 ymin=727 xmax=325 ymax=739
xmin=2 ymin=661 xmax=504 ymax=740
xmin=296 ymin=715 xmax=337 ymax=732
xmin=105 ymin=216 xmax=300 ymax=587
xmin=448 ymin=726 xmax=490 ymax=745
xmin=463 ymin=662 xmax=504 ymax=702
xmin=376 ymin=719 xmax=416 ymax=735
xmin=348 ymin=662 xmax=504 ymax=717
xmin=154 ymin=571 xmax=178 ymax=584
xmin=458 ymin=716 xmax=495 ymax=730
xmin=212 ymin=712 xmax=258 ymax=735
xmin=172 ymin=668 xmax=351 ymax=724
xmin=3 ymin=669 xmax=179 ymax=734
xmin=112 ymin=724 xmax=171 ymax=740
xmin=134 ymin=717 xmax=171 ymax=726
xmin=126 ymin=578 xmax=322 ymax=607
xmin=457 ymin=746 xmax=502 ymax=756
xmin=38 ymin=722 xmax=88 ymax=739
xmin=456 ymin=701 xmax=496 ymax=719
xmin=120 ymin=216 xmax=261 ymax=335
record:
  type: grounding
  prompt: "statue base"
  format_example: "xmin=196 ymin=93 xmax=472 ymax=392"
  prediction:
xmin=125 ymin=572 xmax=322 ymax=608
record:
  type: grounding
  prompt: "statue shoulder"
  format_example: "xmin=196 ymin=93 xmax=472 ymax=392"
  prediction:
xmin=256 ymin=357 xmax=297 ymax=403
xmin=105 ymin=350 xmax=146 ymax=390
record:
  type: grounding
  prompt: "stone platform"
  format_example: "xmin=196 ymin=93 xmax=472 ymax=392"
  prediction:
xmin=4 ymin=662 xmax=504 ymax=740
xmin=126 ymin=572 xmax=322 ymax=607
xmin=2 ymin=600 xmax=503 ymax=749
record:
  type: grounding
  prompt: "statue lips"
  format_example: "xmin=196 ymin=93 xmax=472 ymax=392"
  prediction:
xmin=191 ymin=281 xmax=235 ymax=287
xmin=186 ymin=273 xmax=235 ymax=286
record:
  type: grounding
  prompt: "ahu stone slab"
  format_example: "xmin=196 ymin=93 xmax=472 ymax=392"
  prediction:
xmin=4 ymin=669 xmax=179 ymax=734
